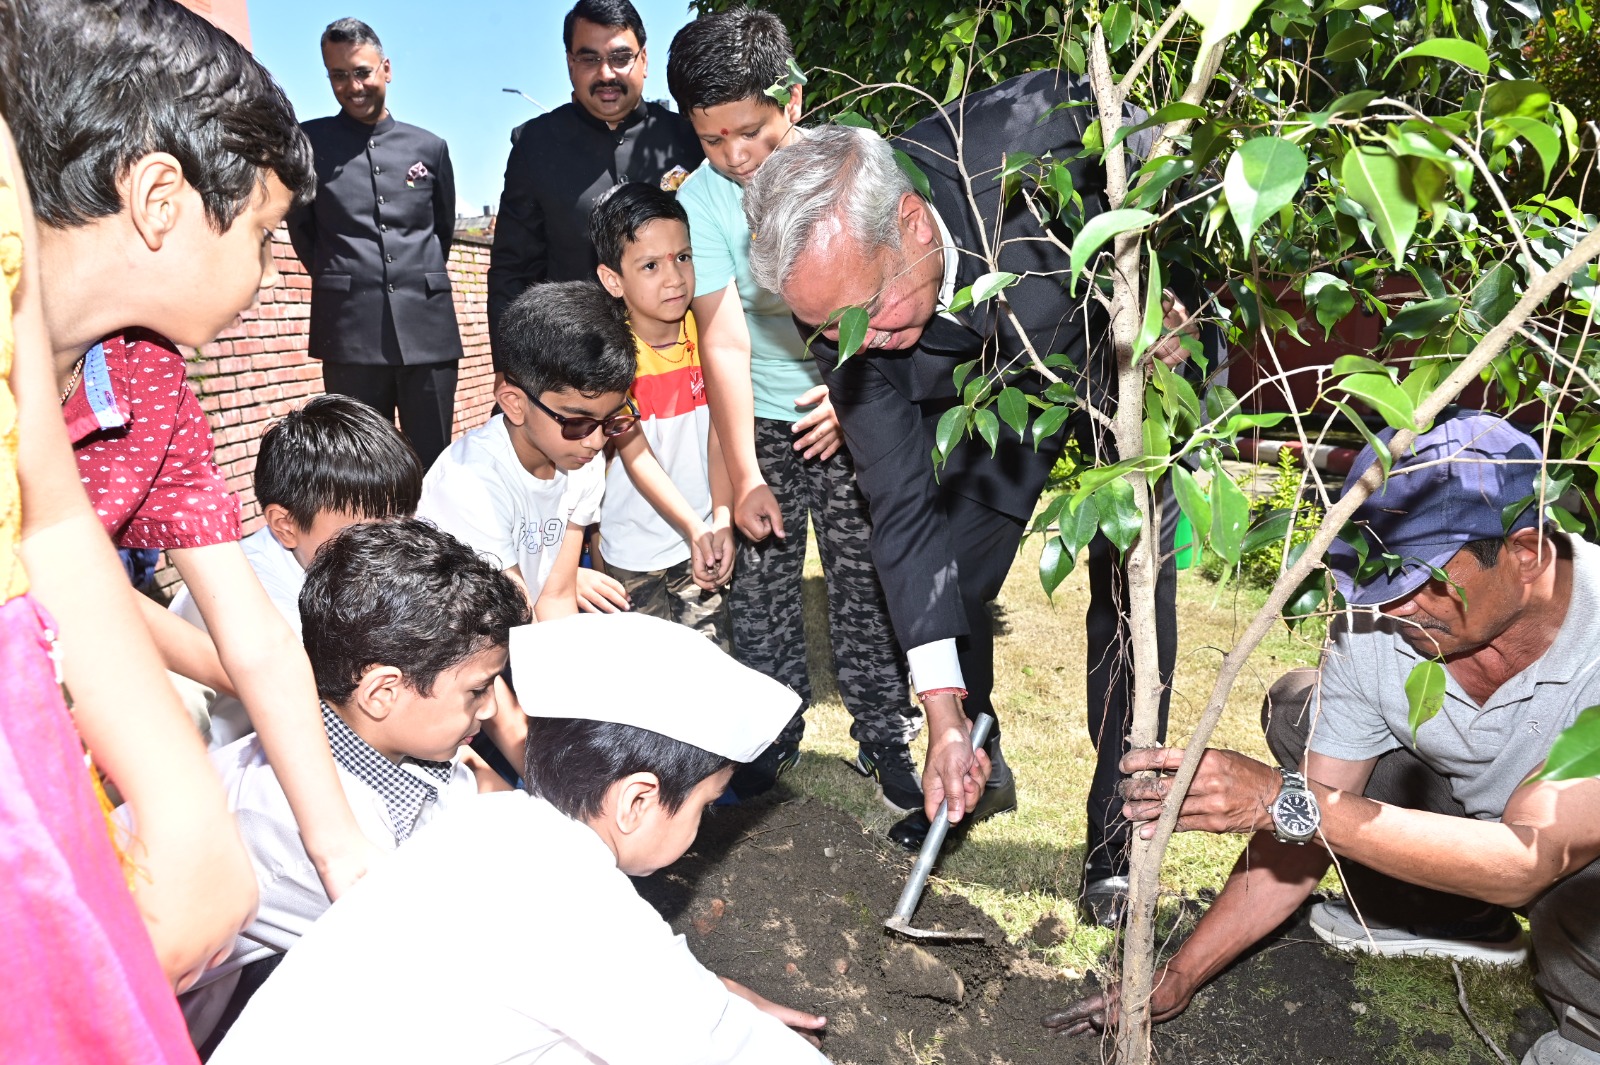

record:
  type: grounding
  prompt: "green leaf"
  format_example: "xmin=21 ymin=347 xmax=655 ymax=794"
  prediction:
xmin=1304 ymin=272 xmax=1356 ymax=337
xmin=1400 ymin=357 xmax=1449 ymax=409
xmin=1039 ymin=535 xmax=1075 ymax=597
xmin=946 ymin=285 xmax=974 ymax=315
xmin=835 ymin=306 xmax=870 ymax=363
xmin=1385 ymin=38 xmax=1490 ymax=76
xmin=1404 ymin=659 xmax=1447 ymax=746
xmin=1468 ymin=262 xmax=1517 ymax=330
xmin=1332 ymin=399 xmax=1394 ymax=476
xmin=832 ymin=111 xmax=874 ymax=130
xmin=1323 ymin=25 xmax=1373 ymax=63
xmin=1225 ymin=136 xmax=1308 ymax=249
xmin=1142 ymin=406 xmax=1171 ymax=460
xmin=1062 ymin=491 xmax=1101 ymax=558
xmin=1495 ymin=116 xmax=1562 ymax=187
xmin=1335 ymin=372 xmax=1417 ymax=431
xmin=1133 ymin=255 xmax=1165 ymax=361
xmin=1341 ymin=147 xmax=1418 ymax=265
xmin=972 ymin=271 xmax=1020 ymax=303
xmin=1241 ymin=508 xmax=1293 ymax=556
xmin=1067 ymin=209 xmax=1156 ymax=294
xmin=1170 ymin=465 xmax=1212 ymax=551
xmin=1483 ymin=80 xmax=1551 ymax=120
xmin=1032 ymin=405 xmax=1072 ymax=448
xmin=973 ymin=408 xmax=1000 ymax=457
xmin=1535 ymin=706 xmax=1600 ymax=781
xmin=1381 ymin=296 xmax=1461 ymax=342
xmin=1103 ymin=2 xmax=1134 ymax=51
xmin=1184 ymin=0 xmax=1270 ymax=50
xmin=1107 ymin=103 xmax=1208 ymax=151
xmin=1209 ymin=464 xmax=1251 ymax=567
xmin=934 ymin=405 xmax=968 ymax=463
xmin=996 ymin=387 xmax=1029 ymax=440
xmin=1096 ymin=477 xmax=1142 ymax=556
xmin=1331 ymin=354 xmax=1390 ymax=377
xmin=941 ymin=54 xmax=967 ymax=106
xmin=893 ymin=150 xmax=933 ymax=200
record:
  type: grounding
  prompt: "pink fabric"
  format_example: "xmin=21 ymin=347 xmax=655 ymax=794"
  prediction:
xmin=0 ymin=594 xmax=199 ymax=1063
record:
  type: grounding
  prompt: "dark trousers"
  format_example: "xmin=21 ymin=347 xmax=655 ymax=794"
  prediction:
xmin=731 ymin=418 xmax=914 ymax=747
xmin=321 ymin=360 xmax=459 ymax=470
xmin=942 ymin=477 xmax=1176 ymax=877
xmin=1265 ymin=670 xmax=1600 ymax=1052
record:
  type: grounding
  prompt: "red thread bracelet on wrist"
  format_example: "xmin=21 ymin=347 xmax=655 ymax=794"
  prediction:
xmin=919 ymin=687 xmax=968 ymax=700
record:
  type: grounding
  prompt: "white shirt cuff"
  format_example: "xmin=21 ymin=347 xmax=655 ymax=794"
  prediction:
xmin=907 ymin=639 xmax=965 ymax=695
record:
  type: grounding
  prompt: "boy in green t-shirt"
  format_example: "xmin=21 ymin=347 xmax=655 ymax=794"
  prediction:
xmin=666 ymin=9 xmax=919 ymax=811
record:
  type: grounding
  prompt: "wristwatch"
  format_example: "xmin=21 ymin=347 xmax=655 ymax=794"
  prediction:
xmin=1269 ymin=767 xmax=1321 ymax=844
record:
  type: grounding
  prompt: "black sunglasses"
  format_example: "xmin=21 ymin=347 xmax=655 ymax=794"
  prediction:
xmin=506 ymin=375 xmax=638 ymax=440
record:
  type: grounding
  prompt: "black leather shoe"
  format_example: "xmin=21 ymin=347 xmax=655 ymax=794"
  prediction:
xmin=1077 ymin=875 xmax=1131 ymax=928
xmin=886 ymin=776 xmax=1019 ymax=851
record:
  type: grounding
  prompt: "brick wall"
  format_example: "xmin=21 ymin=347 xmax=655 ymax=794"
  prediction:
xmin=154 ymin=229 xmax=495 ymax=590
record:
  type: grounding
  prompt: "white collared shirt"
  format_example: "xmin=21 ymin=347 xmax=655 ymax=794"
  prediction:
xmin=210 ymin=792 xmax=828 ymax=1065
xmin=178 ymin=713 xmax=478 ymax=1046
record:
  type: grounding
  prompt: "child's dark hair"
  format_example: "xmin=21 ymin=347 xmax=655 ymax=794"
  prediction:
xmin=667 ymin=7 xmax=795 ymax=116
xmin=300 ymin=520 xmax=530 ymax=705
xmin=588 ymin=182 xmax=691 ymax=273
xmin=497 ymin=281 xmax=636 ymax=398
xmin=563 ymin=0 xmax=646 ymax=50
xmin=256 ymin=395 xmax=423 ymax=532
xmin=524 ymin=717 xmax=731 ymax=821
xmin=2 ymin=0 xmax=315 ymax=231
xmin=320 ymin=17 xmax=382 ymax=52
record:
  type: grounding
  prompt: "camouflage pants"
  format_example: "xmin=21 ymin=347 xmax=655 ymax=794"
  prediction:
xmin=730 ymin=418 xmax=917 ymax=747
xmin=607 ymin=558 xmax=731 ymax=652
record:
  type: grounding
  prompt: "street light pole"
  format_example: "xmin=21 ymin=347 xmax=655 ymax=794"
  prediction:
xmin=501 ymin=87 xmax=549 ymax=113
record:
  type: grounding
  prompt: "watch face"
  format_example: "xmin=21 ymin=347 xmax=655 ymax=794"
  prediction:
xmin=1275 ymin=792 xmax=1319 ymax=837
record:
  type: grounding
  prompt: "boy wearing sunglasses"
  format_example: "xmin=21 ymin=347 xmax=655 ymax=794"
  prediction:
xmin=420 ymin=281 xmax=635 ymax=619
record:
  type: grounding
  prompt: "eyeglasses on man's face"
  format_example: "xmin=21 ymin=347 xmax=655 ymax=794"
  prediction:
xmin=568 ymin=48 xmax=641 ymax=73
xmin=506 ymin=375 xmax=638 ymax=440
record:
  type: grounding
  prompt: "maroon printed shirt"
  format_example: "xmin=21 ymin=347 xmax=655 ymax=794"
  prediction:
xmin=63 ymin=329 xmax=241 ymax=550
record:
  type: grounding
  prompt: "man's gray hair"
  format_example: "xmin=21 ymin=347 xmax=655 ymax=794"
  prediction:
xmin=743 ymin=125 xmax=914 ymax=295
xmin=321 ymin=17 xmax=383 ymax=53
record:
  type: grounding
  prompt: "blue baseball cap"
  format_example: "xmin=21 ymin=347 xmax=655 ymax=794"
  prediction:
xmin=1327 ymin=412 xmax=1543 ymax=607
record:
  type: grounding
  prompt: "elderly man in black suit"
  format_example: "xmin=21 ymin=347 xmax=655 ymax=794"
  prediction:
xmin=743 ymin=70 xmax=1190 ymax=926
xmin=288 ymin=18 xmax=463 ymax=468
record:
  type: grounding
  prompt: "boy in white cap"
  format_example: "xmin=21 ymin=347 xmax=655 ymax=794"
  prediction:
xmin=211 ymin=612 xmax=829 ymax=1064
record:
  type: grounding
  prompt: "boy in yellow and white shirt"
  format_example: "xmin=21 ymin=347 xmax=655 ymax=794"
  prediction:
xmin=590 ymin=182 xmax=733 ymax=646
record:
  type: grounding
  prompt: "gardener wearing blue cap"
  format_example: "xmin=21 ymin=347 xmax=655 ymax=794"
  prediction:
xmin=1046 ymin=412 xmax=1600 ymax=1065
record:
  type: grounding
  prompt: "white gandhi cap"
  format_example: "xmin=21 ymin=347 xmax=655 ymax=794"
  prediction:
xmin=508 ymin=613 xmax=802 ymax=763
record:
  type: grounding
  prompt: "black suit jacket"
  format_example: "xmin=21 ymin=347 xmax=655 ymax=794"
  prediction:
xmin=811 ymin=70 xmax=1115 ymax=653
xmin=288 ymin=112 xmax=463 ymax=367
xmin=487 ymin=100 xmax=702 ymax=365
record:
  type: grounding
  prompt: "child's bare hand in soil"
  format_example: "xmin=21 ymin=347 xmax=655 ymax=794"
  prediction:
xmin=720 ymin=977 xmax=827 ymax=1047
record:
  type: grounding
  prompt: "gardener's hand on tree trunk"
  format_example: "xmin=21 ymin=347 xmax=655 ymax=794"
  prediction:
xmin=719 ymin=977 xmax=827 ymax=1047
xmin=1151 ymin=292 xmax=1200 ymax=368
xmin=921 ymin=693 xmax=991 ymax=823
xmin=1118 ymin=747 xmax=1278 ymax=838
xmin=1041 ymin=963 xmax=1197 ymax=1036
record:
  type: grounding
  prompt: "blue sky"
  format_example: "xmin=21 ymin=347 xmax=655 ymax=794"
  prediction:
xmin=249 ymin=0 xmax=697 ymax=213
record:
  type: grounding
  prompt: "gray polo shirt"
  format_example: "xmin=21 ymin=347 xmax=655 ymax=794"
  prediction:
xmin=1312 ymin=534 xmax=1600 ymax=820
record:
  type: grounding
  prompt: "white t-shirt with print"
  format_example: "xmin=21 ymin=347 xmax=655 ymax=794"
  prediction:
xmin=417 ymin=415 xmax=605 ymax=602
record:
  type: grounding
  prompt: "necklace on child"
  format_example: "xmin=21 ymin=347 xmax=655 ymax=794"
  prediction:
xmin=58 ymin=354 xmax=86 ymax=405
xmin=649 ymin=320 xmax=693 ymax=364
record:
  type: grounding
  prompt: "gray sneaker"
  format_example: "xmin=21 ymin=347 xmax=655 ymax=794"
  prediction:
xmin=1523 ymin=1030 xmax=1600 ymax=1065
xmin=1309 ymin=898 xmax=1528 ymax=966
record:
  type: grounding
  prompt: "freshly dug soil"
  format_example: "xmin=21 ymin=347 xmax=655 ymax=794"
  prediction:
xmin=635 ymin=795 xmax=1507 ymax=1065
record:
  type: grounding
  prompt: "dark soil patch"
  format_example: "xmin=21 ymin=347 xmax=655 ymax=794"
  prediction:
xmin=635 ymin=795 xmax=1483 ymax=1064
